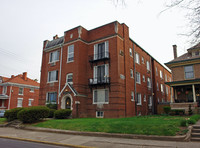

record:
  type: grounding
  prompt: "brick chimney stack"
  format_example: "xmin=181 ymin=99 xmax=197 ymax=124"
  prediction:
xmin=11 ymin=75 xmax=14 ymax=78
xmin=173 ymin=45 xmax=177 ymax=59
xmin=53 ymin=35 xmax=59 ymax=40
xmin=22 ymin=72 xmax=27 ymax=81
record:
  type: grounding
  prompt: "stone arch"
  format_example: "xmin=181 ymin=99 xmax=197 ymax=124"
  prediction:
xmin=61 ymin=94 xmax=73 ymax=110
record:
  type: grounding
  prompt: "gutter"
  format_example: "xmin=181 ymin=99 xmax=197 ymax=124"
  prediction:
xmin=133 ymin=43 xmax=137 ymax=116
xmin=58 ymin=44 xmax=63 ymax=105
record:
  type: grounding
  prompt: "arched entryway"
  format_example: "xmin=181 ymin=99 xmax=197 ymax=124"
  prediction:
xmin=61 ymin=94 xmax=73 ymax=110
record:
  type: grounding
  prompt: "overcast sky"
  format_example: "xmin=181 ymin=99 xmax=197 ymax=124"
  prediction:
xmin=0 ymin=0 xmax=191 ymax=81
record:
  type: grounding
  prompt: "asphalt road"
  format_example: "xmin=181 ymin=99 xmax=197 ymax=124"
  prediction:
xmin=0 ymin=138 xmax=69 ymax=148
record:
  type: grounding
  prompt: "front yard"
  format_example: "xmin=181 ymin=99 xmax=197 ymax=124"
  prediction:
xmin=0 ymin=118 xmax=6 ymax=124
xmin=33 ymin=115 xmax=188 ymax=136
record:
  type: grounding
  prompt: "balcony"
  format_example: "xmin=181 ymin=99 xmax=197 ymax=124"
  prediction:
xmin=89 ymin=77 xmax=110 ymax=87
xmin=89 ymin=52 xmax=110 ymax=63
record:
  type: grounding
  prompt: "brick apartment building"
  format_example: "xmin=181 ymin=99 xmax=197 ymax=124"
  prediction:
xmin=39 ymin=21 xmax=171 ymax=118
xmin=0 ymin=72 xmax=39 ymax=110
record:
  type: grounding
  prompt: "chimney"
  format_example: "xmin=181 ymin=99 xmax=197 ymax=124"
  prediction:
xmin=22 ymin=72 xmax=27 ymax=81
xmin=11 ymin=75 xmax=14 ymax=78
xmin=173 ymin=45 xmax=177 ymax=59
xmin=53 ymin=35 xmax=59 ymax=40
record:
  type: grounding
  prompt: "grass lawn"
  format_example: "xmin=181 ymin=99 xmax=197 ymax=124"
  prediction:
xmin=33 ymin=115 xmax=187 ymax=136
xmin=0 ymin=118 xmax=6 ymax=124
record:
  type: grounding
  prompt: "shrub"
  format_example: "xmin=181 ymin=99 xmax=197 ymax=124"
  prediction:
xmin=190 ymin=114 xmax=200 ymax=122
xmin=48 ymin=109 xmax=56 ymax=118
xmin=54 ymin=109 xmax=72 ymax=119
xmin=187 ymin=119 xmax=196 ymax=124
xmin=17 ymin=106 xmax=50 ymax=123
xmin=163 ymin=106 xmax=171 ymax=114
xmin=4 ymin=108 xmax=24 ymax=122
xmin=170 ymin=109 xmax=185 ymax=115
xmin=46 ymin=103 xmax=57 ymax=110
xmin=180 ymin=119 xmax=187 ymax=127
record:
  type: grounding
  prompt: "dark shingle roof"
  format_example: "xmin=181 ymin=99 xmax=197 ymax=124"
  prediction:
xmin=45 ymin=36 xmax=64 ymax=49
xmin=187 ymin=42 xmax=200 ymax=51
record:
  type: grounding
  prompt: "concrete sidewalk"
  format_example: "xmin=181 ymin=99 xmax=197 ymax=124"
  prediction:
xmin=0 ymin=127 xmax=200 ymax=148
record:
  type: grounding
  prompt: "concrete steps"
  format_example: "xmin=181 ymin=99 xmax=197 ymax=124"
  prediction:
xmin=191 ymin=125 xmax=200 ymax=142
xmin=6 ymin=120 xmax=22 ymax=128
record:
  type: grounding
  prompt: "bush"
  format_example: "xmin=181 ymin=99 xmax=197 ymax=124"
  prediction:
xmin=17 ymin=106 xmax=50 ymax=123
xmin=170 ymin=109 xmax=185 ymax=115
xmin=163 ymin=106 xmax=171 ymax=114
xmin=46 ymin=103 xmax=57 ymax=110
xmin=4 ymin=108 xmax=24 ymax=122
xmin=190 ymin=114 xmax=200 ymax=122
xmin=187 ymin=119 xmax=196 ymax=124
xmin=180 ymin=119 xmax=187 ymax=127
xmin=48 ymin=109 xmax=56 ymax=118
xmin=54 ymin=109 xmax=72 ymax=119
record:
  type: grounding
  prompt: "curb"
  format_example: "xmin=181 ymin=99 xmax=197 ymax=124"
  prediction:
xmin=0 ymin=135 xmax=94 ymax=148
xmin=21 ymin=126 xmax=186 ymax=142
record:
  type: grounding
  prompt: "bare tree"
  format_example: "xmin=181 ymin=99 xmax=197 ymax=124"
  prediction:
xmin=163 ymin=0 xmax=200 ymax=44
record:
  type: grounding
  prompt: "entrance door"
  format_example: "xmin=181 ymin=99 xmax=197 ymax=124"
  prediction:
xmin=65 ymin=97 xmax=71 ymax=109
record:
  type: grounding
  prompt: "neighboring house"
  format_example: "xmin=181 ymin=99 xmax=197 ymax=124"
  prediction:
xmin=165 ymin=43 xmax=200 ymax=113
xmin=39 ymin=21 xmax=171 ymax=118
xmin=0 ymin=72 xmax=39 ymax=110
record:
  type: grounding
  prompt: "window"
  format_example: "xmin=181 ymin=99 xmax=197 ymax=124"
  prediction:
xmin=147 ymin=78 xmax=151 ymax=88
xmin=136 ymin=93 xmax=142 ymax=105
xmin=130 ymin=69 xmax=133 ymax=78
xmin=94 ymin=41 xmax=109 ymax=60
xmin=19 ymin=87 xmax=23 ymax=95
xmin=129 ymin=48 xmax=133 ymax=57
xmin=157 ymin=82 xmax=159 ymax=91
xmin=66 ymin=73 xmax=73 ymax=85
xmin=162 ymin=98 xmax=164 ymax=103
xmin=146 ymin=61 xmax=150 ymax=71
xmin=158 ymin=98 xmax=160 ymax=103
xmin=185 ymin=65 xmax=194 ymax=79
xmin=48 ymin=70 xmax=58 ymax=82
xmin=131 ymin=91 xmax=134 ymax=101
xmin=17 ymin=98 xmax=23 ymax=107
xmin=166 ymin=87 xmax=168 ymax=95
xmin=30 ymin=88 xmax=34 ymax=92
xmin=67 ymin=44 xmax=74 ymax=62
xmin=142 ymin=57 xmax=144 ymax=64
xmin=156 ymin=67 xmax=158 ymax=76
xmin=135 ymin=53 xmax=140 ymax=64
xmin=144 ymin=94 xmax=146 ymax=102
xmin=136 ymin=72 xmax=141 ymax=84
xmin=2 ymin=86 xmax=7 ymax=94
xmin=148 ymin=96 xmax=152 ymax=106
xmin=49 ymin=50 xmax=59 ymax=63
xmin=143 ymin=75 xmax=145 ymax=82
xmin=96 ymin=111 xmax=104 ymax=118
xmin=93 ymin=89 xmax=109 ymax=104
xmin=165 ymin=74 xmax=167 ymax=82
xmin=160 ymin=70 xmax=163 ymax=79
xmin=93 ymin=64 xmax=109 ymax=84
xmin=46 ymin=92 xmax=57 ymax=104
xmin=28 ymin=99 xmax=34 ymax=106
xmin=161 ymin=84 xmax=164 ymax=93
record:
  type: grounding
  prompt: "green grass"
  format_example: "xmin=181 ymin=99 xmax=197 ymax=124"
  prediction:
xmin=0 ymin=118 xmax=6 ymax=124
xmin=33 ymin=115 xmax=187 ymax=136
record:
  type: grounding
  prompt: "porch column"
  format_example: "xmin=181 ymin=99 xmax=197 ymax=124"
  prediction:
xmin=170 ymin=87 xmax=173 ymax=103
xmin=174 ymin=89 xmax=177 ymax=100
xmin=192 ymin=84 xmax=196 ymax=102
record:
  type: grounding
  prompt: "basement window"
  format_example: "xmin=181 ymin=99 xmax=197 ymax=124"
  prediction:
xmin=96 ymin=111 xmax=104 ymax=118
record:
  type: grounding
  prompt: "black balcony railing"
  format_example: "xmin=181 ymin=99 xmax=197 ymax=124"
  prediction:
xmin=89 ymin=52 xmax=110 ymax=63
xmin=89 ymin=77 xmax=110 ymax=86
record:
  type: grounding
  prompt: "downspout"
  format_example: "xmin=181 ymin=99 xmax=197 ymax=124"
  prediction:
xmin=133 ymin=43 xmax=137 ymax=116
xmin=123 ymin=26 xmax=127 ymax=117
xmin=150 ymin=57 xmax=154 ymax=114
xmin=8 ymin=85 xmax=12 ymax=110
xmin=58 ymin=44 xmax=63 ymax=105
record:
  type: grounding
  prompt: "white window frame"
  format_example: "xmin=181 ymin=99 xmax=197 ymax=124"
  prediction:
xmin=131 ymin=91 xmax=134 ymax=101
xmin=30 ymin=88 xmax=34 ymax=92
xmin=137 ymin=93 xmax=142 ymax=105
xmin=136 ymin=72 xmax=141 ymax=84
xmin=93 ymin=64 xmax=109 ymax=84
xmin=144 ymin=94 xmax=146 ymax=102
xmin=148 ymin=96 xmax=152 ymax=106
xmin=66 ymin=73 xmax=73 ymax=85
xmin=157 ymin=82 xmax=159 ymax=91
xmin=135 ymin=53 xmax=140 ymax=64
xmin=156 ymin=67 xmax=158 ymax=76
xmin=49 ymin=50 xmax=59 ymax=63
xmin=93 ymin=89 xmax=109 ymax=104
xmin=28 ymin=98 xmax=34 ymax=106
xmin=96 ymin=111 xmax=104 ymax=118
xmin=2 ymin=86 xmax=7 ymax=95
xmin=146 ymin=61 xmax=150 ymax=71
xmin=184 ymin=65 xmax=194 ymax=79
xmin=67 ymin=44 xmax=74 ymax=63
xmin=165 ymin=74 xmax=167 ymax=82
xmin=143 ymin=75 xmax=145 ymax=82
xmin=147 ymin=77 xmax=151 ymax=88
xmin=46 ymin=92 xmax=57 ymax=104
xmin=48 ymin=70 xmax=58 ymax=83
xmin=18 ymin=87 xmax=23 ymax=95
xmin=130 ymin=69 xmax=133 ymax=78
xmin=142 ymin=57 xmax=144 ymax=64
xmin=17 ymin=98 xmax=23 ymax=107
xmin=161 ymin=84 xmax=164 ymax=93
xmin=129 ymin=48 xmax=133 ymax=57
xmin=94 ymin=41 xmax=109 ymax=60
xmin=160 ymin=70 xmax=163 ymax=79
xmin=166 ymin=87 xmax=168 ymax=95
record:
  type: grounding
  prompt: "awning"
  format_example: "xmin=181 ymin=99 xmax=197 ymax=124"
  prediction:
xmin=0 ymin=94 xmax=9 ymax=100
